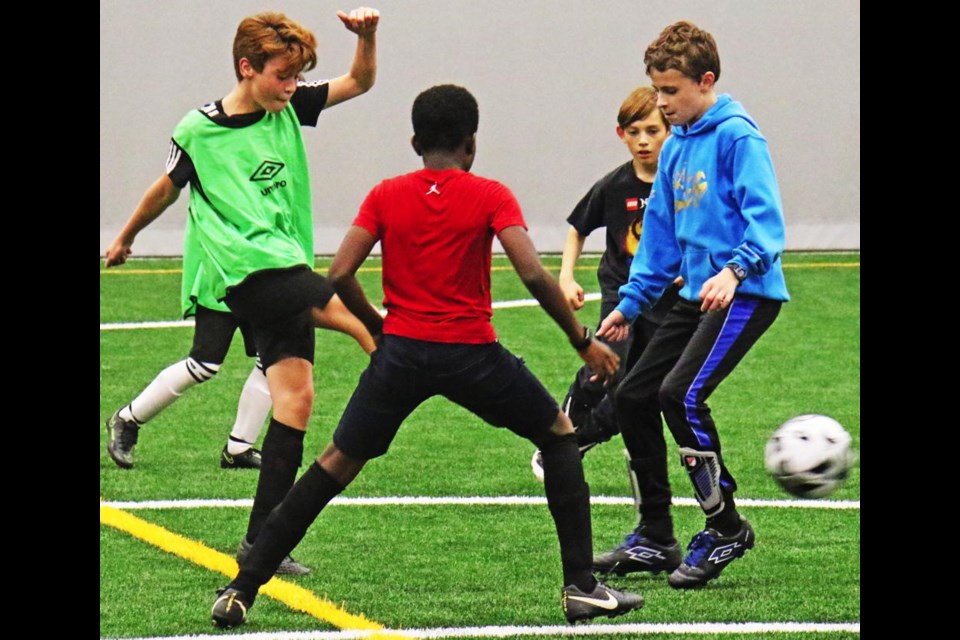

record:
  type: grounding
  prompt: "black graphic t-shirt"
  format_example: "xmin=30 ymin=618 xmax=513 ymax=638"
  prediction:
xmin=567 ymin=162 xmax=653 ymax=305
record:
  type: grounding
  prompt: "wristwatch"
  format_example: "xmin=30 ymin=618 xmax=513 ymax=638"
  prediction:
xmin=725 ymin=262 xmax=747 ymax=283
xmin=572 ymin=326 xmax=593 ymax=352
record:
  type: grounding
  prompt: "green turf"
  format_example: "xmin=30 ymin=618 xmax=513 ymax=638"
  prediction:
xmin=100 ymin=253 xmax=860 ymax=638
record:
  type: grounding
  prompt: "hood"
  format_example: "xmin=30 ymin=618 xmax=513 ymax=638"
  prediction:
xmin=673 ymin=94 xmax=758 ymax=138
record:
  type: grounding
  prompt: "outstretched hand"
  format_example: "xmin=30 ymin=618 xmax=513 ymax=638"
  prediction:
xmin=596 ymin=309 xmax=630 ymax=343
xmin=337 ymin=7 xmax=379 ymax=36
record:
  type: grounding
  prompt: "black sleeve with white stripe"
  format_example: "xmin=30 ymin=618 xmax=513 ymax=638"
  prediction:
xmin=290 ymin=81 xmax=330 ymax=127
xmin=166 ymin=139 xmax=195 ymax=189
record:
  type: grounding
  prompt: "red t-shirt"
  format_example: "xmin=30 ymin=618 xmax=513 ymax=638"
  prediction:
xmin=353 ymin=168 xmax=527 ymax=343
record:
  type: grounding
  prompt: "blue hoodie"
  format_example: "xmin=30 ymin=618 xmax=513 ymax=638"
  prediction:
xmin=616 ymin=94 xmax=790 ymax=321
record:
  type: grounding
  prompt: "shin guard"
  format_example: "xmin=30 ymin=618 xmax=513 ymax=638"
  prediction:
xmin=679 ymin=447 xmax=724 ymax=518
xmin=624 ymin=448 xmax=642 ymax=512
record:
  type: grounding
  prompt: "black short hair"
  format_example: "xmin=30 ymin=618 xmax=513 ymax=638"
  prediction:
xmin=411 ymin=85 xmax=479 ymax=153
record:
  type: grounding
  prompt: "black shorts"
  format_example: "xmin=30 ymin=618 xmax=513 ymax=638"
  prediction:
xmin=224 ymin=266 xmax=335 ymax=369
xmin=188 ymin=305 xmax=257 ymax=364
xmin=333 ymin=335 xmax=560 ymax=460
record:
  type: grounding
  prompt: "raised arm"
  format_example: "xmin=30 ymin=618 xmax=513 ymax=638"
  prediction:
xmin=559 ymin=226 xmax=587 ymax=310
xmin=328 ymin=225 xmax=385 ymax=340
xmin=104 ymin=174 xmax=181 ymax=267
xmin=325 ymin=7 xmax=379 ymax=108
xmin=498 ymin=225 xmax=619 ymax=382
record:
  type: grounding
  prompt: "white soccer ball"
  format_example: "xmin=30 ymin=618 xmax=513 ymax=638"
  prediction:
xmin=764 ymin=414 xmax=854 ymax=498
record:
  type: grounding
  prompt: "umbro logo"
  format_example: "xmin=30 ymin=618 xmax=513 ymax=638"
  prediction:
xmin=251 ymin=160 xmax=288 ymax=196
xmin=708 ymin=542 xmax=742 ymax=564
xmin=625 ymin=545 xmax=667 ymax=564
xmin=250 ymin=160 xmax=285 ymax=181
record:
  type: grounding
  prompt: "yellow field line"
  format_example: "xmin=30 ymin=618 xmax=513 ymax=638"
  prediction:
xmin=101 ymin=268 xmax=184 ymax=275
xmin=99 ymin=503 xmax=409 ymax=638
xmin=100 ymin=262 xmax=860 ymax=276
xmin=783 ymin=262 xmax=859 ymax=269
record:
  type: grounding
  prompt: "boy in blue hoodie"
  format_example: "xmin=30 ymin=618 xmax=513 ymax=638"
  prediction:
xmin=597 ymin=20 xmax=789 ymax=589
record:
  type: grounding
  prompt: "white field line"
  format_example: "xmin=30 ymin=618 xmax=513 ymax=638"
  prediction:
xmin=101 ymin=319 xmax=194 ymax=330
xmin=101 ymin=621 xmax=860 ymax=640
xmin=101 ymin=495 xmax=860 ymax=511
xmin=98 ymin=295 xmax=603 ymax=331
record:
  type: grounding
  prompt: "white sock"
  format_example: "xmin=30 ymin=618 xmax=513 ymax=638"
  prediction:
xmin=227 ymin=364 xmax=272 ymax=454
xmin=126 ymin=358 xmax=218 ymax=423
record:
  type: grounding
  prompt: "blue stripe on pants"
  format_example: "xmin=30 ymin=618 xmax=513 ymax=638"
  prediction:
xmin=683 ymin=297 xmax=761 ymax=448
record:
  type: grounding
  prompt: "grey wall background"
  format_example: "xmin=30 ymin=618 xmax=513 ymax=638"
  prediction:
xmin=100 ymin=0 xmax=860 ymax=256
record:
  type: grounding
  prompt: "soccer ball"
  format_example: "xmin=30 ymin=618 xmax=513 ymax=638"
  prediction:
xmin=764 ymin=415 xmax=854 ymax=498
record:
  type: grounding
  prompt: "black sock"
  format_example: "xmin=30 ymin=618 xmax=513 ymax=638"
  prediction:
xmin=541 ymin=434 xmax=596 ymax=592
xmin=245 ymin=418 xmax=305 ymax=543
xmin=707 ymin=493 xmax=740 ymax=536
xmin=629 ymin=456 xmax=674 ymax=540
xmin=231 ymin=462 xmax=344 ymax=595
xmin=637 ymin=517 xmax=675 ymax=544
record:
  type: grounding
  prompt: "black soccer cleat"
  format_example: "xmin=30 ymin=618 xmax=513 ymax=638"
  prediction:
xmin=593 ymin=525 xmax=682 ymax=576
xmin=531 ymin=393 xmax=618 ymax=481
xmin=668 ymin=516 xmax=755 ymax=589
xmin=106 ymin=409 xmax=140 ymax=469
xmin=572 ymin=414 xmax=618 ymax=451
xmin=562 ymin=580 xmax=644 ymax=623
xmin=236 ymin=537 xmax=311 ymax=576
xmin=562 ymin=393 xmax=593 ymax=432
xmin=211 ymin=587 xmax=252 ymax=628
xmin=220 ymin=446 xmax=262 ymax=469
xmin=531 ymin=449 xmax=546 ymax=482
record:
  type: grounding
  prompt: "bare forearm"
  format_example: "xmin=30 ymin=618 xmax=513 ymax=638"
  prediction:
xmin=349 ymin=33 xmax=377 ymax=93
xmin=500 ymin=225 xmax=617 ymax=378
xmin=105 ymin=175 xmax=179 ymax=266
xmin=326 ymin=9 xmax=380 ymax=107
xmin=330 ymin=274 xmax=383 ymax=337
xmin=559 ymin=227 xmax=586 ymax=282
xmin=501 ymin=225 xmax=585 ymax=343
xmin=120 ymin=176 xmax=179 ymax=243
xmin=521 ymin=268 xmax=585 ymax=344
xmin=328 ymin=225 xmax=381 ymax=334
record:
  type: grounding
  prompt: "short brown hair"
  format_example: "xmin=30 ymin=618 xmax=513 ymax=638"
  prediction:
xmin=617 ymin=86 xmax=668 ymax=129
xmin=232 ymin=12 xmax=318 ymax=81
xmin=644 ymin=21 xmax=721 ymax=82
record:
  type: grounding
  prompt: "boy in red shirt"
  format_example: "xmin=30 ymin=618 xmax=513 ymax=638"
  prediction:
xmin=211 ymin=84 xmax=645 ymax=627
